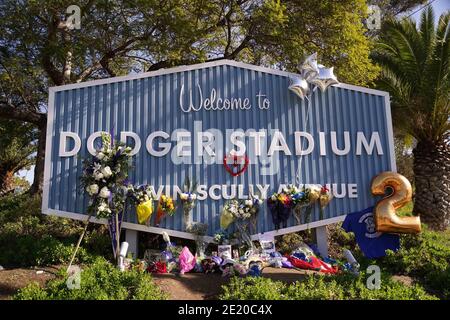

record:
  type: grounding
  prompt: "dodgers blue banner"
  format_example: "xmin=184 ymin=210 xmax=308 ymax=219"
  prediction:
xmin=42 ymin=60 xmax=395 ymax=239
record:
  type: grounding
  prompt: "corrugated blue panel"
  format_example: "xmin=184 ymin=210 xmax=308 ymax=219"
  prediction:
xmin=46 ymin=62 xmax=393 ymax=236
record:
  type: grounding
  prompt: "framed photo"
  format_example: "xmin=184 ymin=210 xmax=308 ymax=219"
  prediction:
xmin=259 ymin=235 xmax=276 ymax=254
xmin=218 ymin=245 xmax=232 ymax=259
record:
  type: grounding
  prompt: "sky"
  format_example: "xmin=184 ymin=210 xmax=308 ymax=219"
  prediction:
xmin=410 ymin=0 xmax=449 ymax=23
xmin=16 ymin=0 xmax=450 ymax=185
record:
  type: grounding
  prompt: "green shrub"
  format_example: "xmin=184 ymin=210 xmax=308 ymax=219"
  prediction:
xmin=220 ymin=273 xmax=437 ymax=300
xmin=329 ymin=224 xmax=450 ymax=299
xmin=276 ymin=233 xmax=304 ymax=255
xmin=14 ymin=257 xmax=168 ymax=300
xmin=376 ymin=227 xmax=450 ymax=298
xmin=327 ymin=223 xmax=359 ymax=259
xmin=0 ymin=234 xmax=98 ymax=267
xmin=0 ymin=194 xmax=112 ymax=267
xmin=221 ymin=276 xmax=286 ymax=300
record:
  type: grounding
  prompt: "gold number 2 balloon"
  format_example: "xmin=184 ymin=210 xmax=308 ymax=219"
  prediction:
xmin=371 ymin=171 xmax=421 ymax=234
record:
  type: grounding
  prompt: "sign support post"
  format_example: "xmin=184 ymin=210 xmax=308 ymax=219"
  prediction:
xmin=315 ymin=226 xmax=328 ymax=258
xmin=126 ymin=229 xmax=138 ymax=259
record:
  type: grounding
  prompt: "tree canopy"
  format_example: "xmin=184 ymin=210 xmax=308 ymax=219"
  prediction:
xmin=0 ymin=120 xmax=36 ymax=194
xmin=372 ymin=6 xmax=450 ymax=144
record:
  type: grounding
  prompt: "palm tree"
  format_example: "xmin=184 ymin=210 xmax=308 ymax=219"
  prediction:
xmin=372 ymin=6 xmax=449 ymax=230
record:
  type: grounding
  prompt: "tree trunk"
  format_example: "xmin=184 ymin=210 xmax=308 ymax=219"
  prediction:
xmin=413 ymin=140 xmax=450 ymax=231
xmin=30 ymin=117 xmax=47 ymax=195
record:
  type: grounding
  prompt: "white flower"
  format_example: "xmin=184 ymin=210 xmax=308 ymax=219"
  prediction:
xmin=121 ymin=185 xmax=129 ymax=194
xmin=98 ymin=203 xmax=111 ymax=214
xmin=162 ymin=232 xmax=171 ymax=244
xmin=99 ymin=186 xmax=111 ymax=198
xmin=96 ymin=152 xmax=105 ymax=160
xmin=180 ymin=193 xmax=188 ymax=201
xmin=93 ymin=172 xmax=104 ymax=180
xmin=101 ymin=166 xmax=113 ymax=178
xmin=124 ymin=146 xmax=132 ymax=153
xmin=86 ymin=184 xmax=99 ymax=195
xmin=245 ymin=199 xmax=253 ymax=207
xmin=271 ymin=195 xmax=277 ymax=201
xmin=190 ymin=194 xmax=197 ymax=200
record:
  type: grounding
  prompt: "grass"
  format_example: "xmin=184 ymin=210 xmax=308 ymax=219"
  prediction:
xmin=14 ymin=257 xmax=167 ymax=300
xmin=396 ymin=201 xmax=414 ymax=217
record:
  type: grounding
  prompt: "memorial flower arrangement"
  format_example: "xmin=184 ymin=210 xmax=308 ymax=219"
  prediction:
xmin=245 ymin=194 xmax=263 ymax=233
xmin=180 ymin=176 xmax=198 ymax=230
xmin=80 ymin=132 xmax=132 ymax=261
xmin=187 ymin=222 xmax=209 ymax=257
xmin=220 ymin=199 xmax=239 ymax=229
xmin=220 ymin=200 xmax=238 ymax=230
xmin=128 ymin=185 xmax=154 ymax=225
xmin=81 ymin=133 xmax=132 ymax=219
xmin=304 ymin=184 xmax=322 ymax=224
xmin=319 ymin=185 xmax=333 ymax=220
xmin=234 ymin=200 xmax=253 ymax=220
xmin=267 ymin=184 xmax=333 ymax=229
xmin=267 ymin=188 xmax=295 ymax=229
xmin=220 ymin=198 xmax=258 ymax=250
xmin=285 ymin=184 xmax=318 ymax=225
xmin=155 ymin=194 xmax=176 ymax=226
xmin=289 ymin=186 xmax=309 ymax=224
xmin=213 ymin=229 xmax=229 ymax=245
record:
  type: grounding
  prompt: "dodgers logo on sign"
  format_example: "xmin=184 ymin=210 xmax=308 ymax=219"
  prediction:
xmin=358 ymin=212 xmax=382 ymax=239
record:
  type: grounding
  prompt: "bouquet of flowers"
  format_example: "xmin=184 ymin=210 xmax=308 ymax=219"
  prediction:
xmin=267 ymin=189 xmax=295 ymax=229
xmin=229 ymin=198 xmax=258 ymax=250
xmin=245 ymin=194 xmax=263 ymax=233
xmin=213 ymin=229 xmax=229 ymax=245
xmin=301 ymin=184 xmax=321 ymax=224
xmin=81 ymin=133 xmax=132 ymax=219
xmin=155 ymin=194 xmax=176 ymax=226
xmin=187 ymin=222 xmax=208 ymax=257
xmin=319 ymin=185 xmax=333 ymax=220
xmin=80 ymin=133 xmax=132 ymax=260
xmin=220 ymin=199 xmax=239 ymax=229
xmin=128 ymin=185 xmax=154 ymax=225
xmin=288 ymin=185 xmax=310 ymax=225
xmin=180 ymin=176 xmax=198 ymax=230
xmin=309 ymin=184 xmax=322 ymax=203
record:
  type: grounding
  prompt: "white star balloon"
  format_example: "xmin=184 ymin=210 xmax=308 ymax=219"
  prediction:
xmin=288 ymin=76 xmax=309 ymax=100
xmin=310 ymin=66 xmax=339 ymax=92
xmin=300 ymin=52 xmax=319 ymax=81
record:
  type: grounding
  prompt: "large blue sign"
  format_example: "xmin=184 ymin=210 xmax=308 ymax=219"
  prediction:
xmin=42 ymin=60 xmax=395 ymax=239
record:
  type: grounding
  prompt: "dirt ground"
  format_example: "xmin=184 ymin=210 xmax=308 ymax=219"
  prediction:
xmin=152 ymin=267 xmax=316 ymax=300
xmin=0 ymin=266 xmax=317 ymax=300
xmin=0 ymin=266 xmax=60 ymax=300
